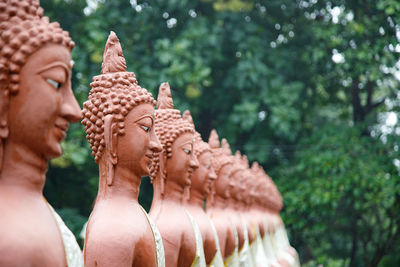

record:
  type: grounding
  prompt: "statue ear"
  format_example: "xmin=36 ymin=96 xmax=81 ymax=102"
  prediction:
xmin=0 ymin=86 xmax=9 ymax=173
xmin=159 ymin=150 xmax=168 ymax=196
xmin=104 ymin=115 xmax=118 ymax=186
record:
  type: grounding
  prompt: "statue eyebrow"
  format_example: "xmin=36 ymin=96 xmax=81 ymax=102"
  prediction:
xmin=37 ymin=62 xmax=69 ymax=78
xmin=179 ymin=141 xmax=192 ymax=147
xmin=134 ymin=114 xmax=154 ymax=123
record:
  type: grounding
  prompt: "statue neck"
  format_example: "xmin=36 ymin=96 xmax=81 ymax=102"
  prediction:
xmin=152 ymin=176 xmax=187 ymax=206
xmin=230 ymin=197 xmax=242 ymax=210
xmin=97 ymin=159 xmax=141 ymax=201
xmin=214 ymin=194 xmax=228 ymax=210
xmin=0 ymin=140 xmax=48 ymax=195
xmin=188 ymin=188 xmax=205 ymax=208
xmin=205 ymin=191 xmax=215 ymax=212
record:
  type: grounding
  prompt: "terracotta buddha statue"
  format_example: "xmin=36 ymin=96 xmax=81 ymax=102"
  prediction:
xmin=149 ymin=82 xmax=205 ymax=267
xmin=0 ymin=1 xmax=83 ymax=266
xmin=182 ymin=111 xmax=225 ymax=267
xmin=242 ymin=161 xmax=272 ymax=267
xmin=238 ymin=155 xmax=256 ymax=246
xmin=206 ymin=130 xmax=238 ymax=266
xmin=228 ymin=151 xmax=255 ymax=267
xmin=258 ymin=170 xmax=300 ymax=267
xmin=0 ymin=0 xmax=83 ymax=267
xmin=82 ymin=31 xmax=165 ymax=267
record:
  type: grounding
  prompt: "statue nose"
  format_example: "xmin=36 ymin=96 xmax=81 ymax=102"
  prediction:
xmin=62 ymin=85 xmax=81 ymax=122
xmin=208 ymin=166 xmax=217 ymax=180
xmin=149 ymin=132 xmax=162 ymax=153
xmin=189 ymin=153 xmax=199 ymax=169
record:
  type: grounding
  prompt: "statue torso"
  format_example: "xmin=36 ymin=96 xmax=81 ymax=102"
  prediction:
xmin=208 ymin=208 xmax=236 ymax=260
xmin=186 ymin=205 xmax=217 ymax=265
xmin=0 ymin=187 xmax=67 ymax=267
xmin=84 ymin=198 xmax=159 ymax=267
xmin=150 ymin=201 xmax=197 ymax=267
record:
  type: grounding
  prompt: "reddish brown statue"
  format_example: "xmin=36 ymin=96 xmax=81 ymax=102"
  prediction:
xmin=149 ymin=83 xmax=206 ymax=267
xmin=182 ymin=111 xmax=225 ymax=267
xmin=228 ymin=151 xmax=256 ymax=266
xmin=0 ymin=0 xmax=83 ymax=266
xmin=82 ymin=31 xmax=165 ymax=267
xmin=206 ymin=130 xmax=238 ymax=267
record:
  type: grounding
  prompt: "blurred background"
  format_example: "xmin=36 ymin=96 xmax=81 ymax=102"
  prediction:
xmin=41 ymin=0 xmax=400 ymax=266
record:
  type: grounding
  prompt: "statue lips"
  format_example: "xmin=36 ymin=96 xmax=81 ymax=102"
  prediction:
xmin=144 ymin=153 xmax=153 ymax=170
xmin=54 ymin=119 xmax=69 ymax=142
xmin=185 ymin=167 xmax=194 ymax=186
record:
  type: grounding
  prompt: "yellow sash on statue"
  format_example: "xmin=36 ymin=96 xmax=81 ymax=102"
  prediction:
xmin=140 ymin=206 xmax=166 ymax=267
xmin=238 ymin=218 xmax=254 ymax=267
xmin=207 ymin=217 xmax=225 ymax=267
xmin=185 ymin=209 xmax=207 ymax=267
xmin=47 ymin=203 xmax=84 ymax=267
xmin=249 ymin=223 xmax=268 ymax=267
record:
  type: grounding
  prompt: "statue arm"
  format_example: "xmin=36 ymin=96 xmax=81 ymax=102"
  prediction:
xmin=204 ymin=230 xmax=218 ymax=264
xmin=84 ymin=226 xmax=134 ymax=267
xmin=224 ymin=226 xmax=236 ymax=259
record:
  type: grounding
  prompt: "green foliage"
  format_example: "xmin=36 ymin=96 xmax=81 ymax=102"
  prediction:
xmin=40 ymin=0 xmax=400 ymax=265
xmin=276 ymin=123 xmax=400 ymax=266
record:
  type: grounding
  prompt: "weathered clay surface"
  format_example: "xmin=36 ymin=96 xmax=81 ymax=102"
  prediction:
xmin=183 ymin=110 xmax=223 ymax=265
xmin=206 ymin=130 xmax=237 ymax=261
xmin=0 ymin=1 xmax=81 ymax=266
xmin=149 ymin=83 xmax=204 ymax=267
xmin=82 ymin=31 xmax=164 ymax=267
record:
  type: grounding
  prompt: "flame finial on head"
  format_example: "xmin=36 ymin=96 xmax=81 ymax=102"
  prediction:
xmin=182 ymin=110 xmax=194 ymax=126
xmin=251 ymin=161 xmax=259 ymax=171
xmin=221 ymin=138 xmax=231 ymax=155
xmin=208 ymin=129 xmax=220 ymax=149
xmin=101 ymin=31 xmax=127 ymax=74
xmin=241 ymin=154 xmax=249 ymax=168
xmin=157 ymin=82 xmax=174 ymax=109
xmin=234 ymin=150 xmax=242 ymax=162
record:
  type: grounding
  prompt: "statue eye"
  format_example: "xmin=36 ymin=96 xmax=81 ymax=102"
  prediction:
xmin=141 ymin=125 xmax=150 ymax=132
xmin=184 ymin=149 xmax=191 ymax=154
xmin=47 ymin=78 xmax=62 ymax=90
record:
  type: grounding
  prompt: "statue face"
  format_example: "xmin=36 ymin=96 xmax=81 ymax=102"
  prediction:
xmin=117 ymin=103 xmax=161 ymax=177
xmin=215 ymin=163 xmax=231 ymax=199
xmin=191 ymin=151 xmax=216 ymax=197
xmin=230 ymin=170 xmax=243 ymax=201
xmin=166 ymin=132 xmax=199 ymax=187
xmin=6 ymin=44 xmax=81 ymax=160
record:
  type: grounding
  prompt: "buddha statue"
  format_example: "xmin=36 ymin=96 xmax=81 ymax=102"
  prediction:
xmin=238 ymin=155 xmax=256 ymax=246
xmin=257 ymin=169 xmax=300 ymax=267
xmin=228 ymin=151 xmax=256 ymax=267
xmin=149 ymin=82 xmax=205 ymax=267
xmin=0 ymin=1 xmax=83 ymax=266
xmin=206 ymin=130 xmax=238 ymax=266
xmin=242 ymin=161 xmax=270 ymax=267
xmin=82 ymin=31 xmax=165 ymax=267
xmin=182 ymin=111 xmax=225 ymax=267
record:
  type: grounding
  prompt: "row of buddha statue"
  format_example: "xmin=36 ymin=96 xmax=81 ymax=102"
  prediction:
xmin=0 ymin=1 xmax=299 ymax=266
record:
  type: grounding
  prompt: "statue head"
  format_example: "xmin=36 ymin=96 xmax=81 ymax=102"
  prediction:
xmin=149 ymin=83 xmax=198 ymax=197
xmin=250 ymin=161 xmax=264 ymax=206
xmin=208 ymin=130 xmax=233 ymax=200
xmin=229 ymin=151 xmax=246 ymax=202
xmin=183 ymin=110 xmax=216 ymax=198
xmin=239 ymin=155 xmax=255 ymax=206
xmin=0 ymin=0 xmax=79 ymax=171
xmin=82 ymin=31 xmax=161 ymax=186
xmin=255 ymin=165 xmax=282 ymax=212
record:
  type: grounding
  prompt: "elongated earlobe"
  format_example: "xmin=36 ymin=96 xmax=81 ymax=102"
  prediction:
xmin=0 ymin=85 xmax=9 ymax=173
xmin=104 ymin=115 xmax=118 ymax=186
xmin=160 ymin=151 xmax=167 ymax=197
